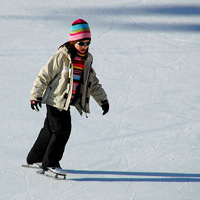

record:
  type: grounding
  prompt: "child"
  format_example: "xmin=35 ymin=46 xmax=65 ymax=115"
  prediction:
xmin=26 ymin=19 xmax=109 ymax=173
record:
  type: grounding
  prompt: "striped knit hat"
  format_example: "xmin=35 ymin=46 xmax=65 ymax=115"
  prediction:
xmin=69 ymin=19 xmax=91 ymax=42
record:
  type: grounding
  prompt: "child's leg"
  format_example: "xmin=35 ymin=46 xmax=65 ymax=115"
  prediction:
xmin=42 ymin=105 xmax=71 ymax=169
xmin=26 ymin=117 xmax=52 ymax=165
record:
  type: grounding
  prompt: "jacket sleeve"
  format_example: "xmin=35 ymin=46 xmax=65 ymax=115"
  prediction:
xmin=30 ymin=52 xmax=65 ymax=100
xmin=90 ymin=66 xmax=108 ymax=106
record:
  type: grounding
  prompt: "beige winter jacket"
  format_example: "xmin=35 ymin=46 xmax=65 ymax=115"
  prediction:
xmin=30 ymin=46 xmax=108 ymax=115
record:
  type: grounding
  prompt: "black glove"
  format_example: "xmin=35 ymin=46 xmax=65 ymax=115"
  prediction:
xmin=101 ymin=100 xmax=109 ymax=115
xmin=31 ymin=97 xmax=42 ymax=111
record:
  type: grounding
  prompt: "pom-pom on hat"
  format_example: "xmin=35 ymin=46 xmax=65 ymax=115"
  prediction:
xmin=69 ymin=19 xmax=91 ymax=42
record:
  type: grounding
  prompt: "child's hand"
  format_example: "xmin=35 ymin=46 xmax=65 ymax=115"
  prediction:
xmin=30 ymin=97 xmax=42 ymax=111
xmin=101 ymin=101 xmax=109 ymax=115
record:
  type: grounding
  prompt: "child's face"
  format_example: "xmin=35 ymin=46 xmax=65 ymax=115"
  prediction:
xmin=74 ymin=40 xmax=90 ymax=54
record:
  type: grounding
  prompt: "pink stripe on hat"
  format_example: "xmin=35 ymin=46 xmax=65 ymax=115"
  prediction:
xmin=69 ymin=32 xmax=91 ymax=42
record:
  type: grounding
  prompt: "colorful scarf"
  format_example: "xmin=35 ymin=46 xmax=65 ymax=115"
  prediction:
xmin=71 ymin=52 xmax=85 ymax=103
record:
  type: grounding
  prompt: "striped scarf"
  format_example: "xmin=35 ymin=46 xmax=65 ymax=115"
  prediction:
xmin=71 ymin=53 xmax=85 ymax=103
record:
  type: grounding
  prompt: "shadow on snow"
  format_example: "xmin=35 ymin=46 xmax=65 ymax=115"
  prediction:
xmin=66 ymin=169 xmax=200 ymax=182
xmin=1 ymin=5 xmax=200 ymax=32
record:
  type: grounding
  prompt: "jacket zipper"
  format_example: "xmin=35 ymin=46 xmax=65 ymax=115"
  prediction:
xmin=84 ymin=64 xmax=90 ymax=114
xmin=64 ymin=62 xmax=72 ymax=108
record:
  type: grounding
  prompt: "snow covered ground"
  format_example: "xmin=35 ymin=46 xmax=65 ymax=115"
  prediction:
xmin=1 ymin=0 xmax=200 ymax=199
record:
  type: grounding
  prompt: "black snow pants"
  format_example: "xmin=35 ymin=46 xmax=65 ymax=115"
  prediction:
xmin=27 ymin=104 xmax=71 ymax=170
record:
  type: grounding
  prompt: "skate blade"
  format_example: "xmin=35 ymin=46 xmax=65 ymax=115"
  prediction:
xmin=37 ymin=169 xmax=66 ymax=180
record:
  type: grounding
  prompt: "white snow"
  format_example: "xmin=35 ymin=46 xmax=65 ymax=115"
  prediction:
xmin=1 ymin=0 xmax=200 ymax=199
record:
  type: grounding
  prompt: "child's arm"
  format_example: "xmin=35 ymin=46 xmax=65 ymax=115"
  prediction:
xmin=30 ymin=52 xmax=65 ymax=100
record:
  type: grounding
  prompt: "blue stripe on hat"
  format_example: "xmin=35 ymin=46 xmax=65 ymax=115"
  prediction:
xmin=70 ymin=24 xmax=89 ymax=32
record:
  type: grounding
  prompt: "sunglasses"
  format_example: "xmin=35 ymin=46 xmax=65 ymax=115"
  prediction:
xmin=76 ymin=41 xmax=91 ymax=46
